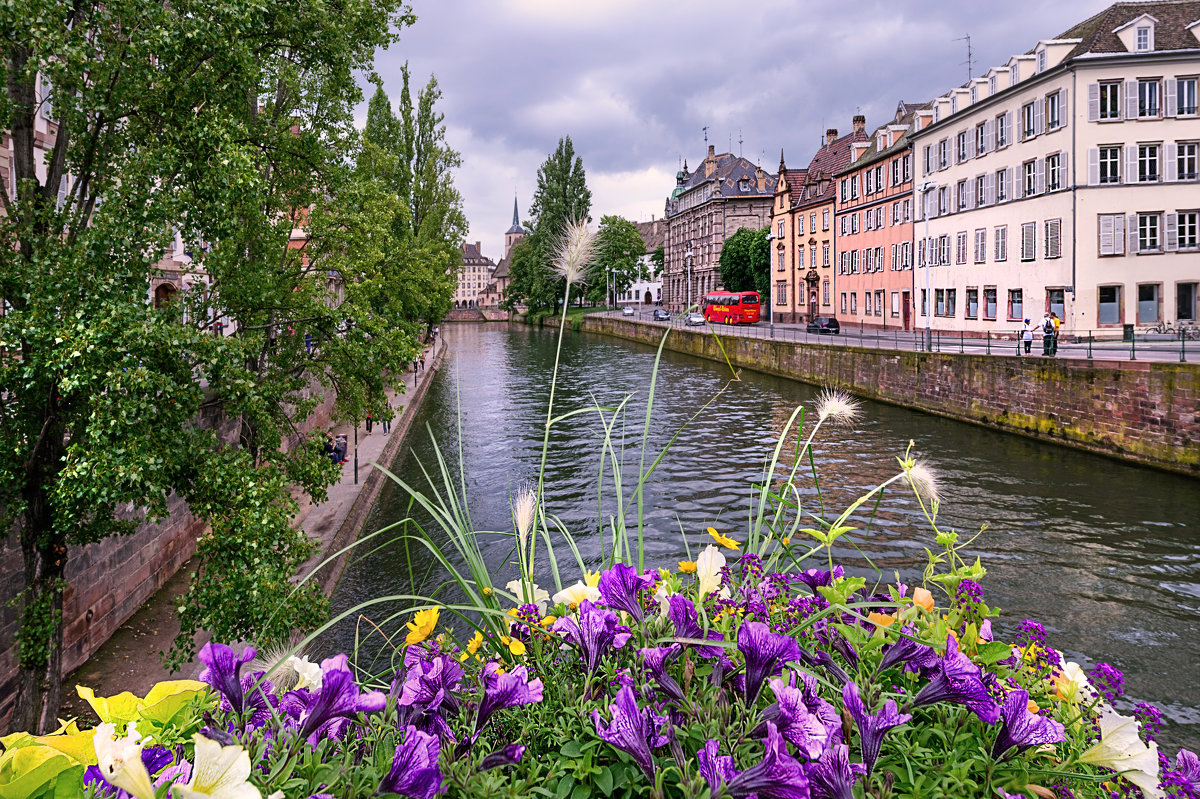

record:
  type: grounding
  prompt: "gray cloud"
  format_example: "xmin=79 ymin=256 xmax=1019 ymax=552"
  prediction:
xmin=371 ymin=0 xmax=1101 ymax=258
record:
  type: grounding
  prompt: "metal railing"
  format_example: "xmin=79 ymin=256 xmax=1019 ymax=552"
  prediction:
xmin=595 ymin=309 xmax=1198 ymax=364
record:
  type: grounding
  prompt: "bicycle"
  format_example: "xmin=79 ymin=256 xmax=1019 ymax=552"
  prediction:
xmin=1179 ymin=321 xmax=1200 ymax=341
xmin=1144 ymin=320 xmax=1175 ymax=335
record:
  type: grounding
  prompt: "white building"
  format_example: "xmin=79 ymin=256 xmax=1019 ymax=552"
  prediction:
xmin=620 ymin=217 xmax=665 ymax=306
xmin=910 ymin=1 xmax=1200 ymax=336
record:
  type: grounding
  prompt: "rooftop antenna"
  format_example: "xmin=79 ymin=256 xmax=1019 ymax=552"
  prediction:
xmin=738 ymin=129 xmax=744 ymax=157
xmin=702 ymin=125 xmax=709 ymax=145
xmin=955 ymin=33 xmax=976 ymax=82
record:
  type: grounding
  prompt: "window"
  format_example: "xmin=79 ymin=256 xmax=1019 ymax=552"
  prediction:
xmin=891 ymin=291 xmax=900 ymax=317
xmin=1138 ymin=213 xmax=1161 ymax=251
xmin=921 ymin=289 xmax=928 ymax=316
xmin=957 ymin=130 xmax=968 ymax=163
xmin=1048 ymin=288 xmax=1065 ymax=321
xmin=935 ymin=288 xmax=946 ymax=316
xmin=1136 ymin=25 xmax=1151 ymax=51
xmin=1137 ymin=284 xmax=1160 ymax=323
xmin=1178 ymin=282 xmax=1198 ymax=320
xmin=823 ymin=280 xmax=830 ymax=305
xmin=1098 ymin=213 xmax=1127 ymax=256
xmin=1023 ymin=161 xmax=1037 ymax=197
xmin=966 ymin=288 xmax=979 ymax=318
xmin=1046 ymin=91 xmax=1061 ymax=129
xmin=850 ymin=293 xmax=857 ymax=314
xmin=865 ymin=292 xmax=873 ymax=315
xmin=1179 ymin=77 xmax=1198 ymax=116
xmin=903 ymin=154 xmax=911 ymax=181
xmin=1179 ymin=211 xmax=1198 ymax=249
xmin=822 ymin=210 xmax=829 ymax=230
xmin=1008 ymin=289 xmax=1024 ymax=320
xmin=903 ymin=199 xmax=912 ymax=221
xmin=1037 ymin=49 xmax=1047 ymax=72
xmin=1139 ymin=144 xmax=1160 ymax=182
xmin=778 ymin=221 xmax=785 ymax=238
xmin=971 ymin=85 xmax=978 ymax=103
xmin=1178 ymin=143 xmax=1198 ymax=180
xmin=976 ymin=123 xmax=986 ymax=155
xmin=957 ymin=179 xmax=968 ymax=210
xmin=1047 ymin=153 xmax=1061 ymax=191
xmin=777 ymin=252 xmax=785 ymax=271
xmin=811 ymin=212 xmax=817 ymax=233
xmin=840 ymin=293 xmax=847 ymax=314
xmin=984 ymin=288 xmax=997 ymax=320
xmin=1010 ymin=64 xmax=1019 ymax=85
xmin=946 ymin=289 xmax=957 ymax=316
xmin=938 ymin=140 xmax=948 ymax=169
xmin=811 ymin=246 xmax=817 ymax=268
xmin=938 ymin=187 xmax=949 ymax=215
xmin=956 ymin=231 xmax=968 ymax=264
xmin=1100 ymin=146 xmax=1121 ymax=184
xmin=875 ymin=290 xmax=884 ymax=316
xmin=996 ymin=113 xmax=1009 ymax=147
xmin=1022 ymin=102 xmax=1037 ymax=139
xmin=1021 ymin=222 xmax=1036 ymax=261
xmin=996 ymin=169 xmax=1008 ymax=202
xmin=1045 ymin=219 xmax=1062 ymax=258
xmin=851 ymin=214 xmax=859 ymax=234
xmin=1099 ymin=286 xmax=1122 ymax=324
xmin=1139 ymin=79 xmax=1160 ymax=118
xmin=989 ymin=74 xmax=998 ymax=95
xmin=1099 ymin=82 xmax=1121 ymax=120
xmin=974 ymin=229 xmax=987 ymax=263
xmin=775 ymin=281 xmax=787 ymax=306
xmin=822 ymin=244 xmax=830 ymax=266
xmin=939 ymin=235 xmax=950 ymax=265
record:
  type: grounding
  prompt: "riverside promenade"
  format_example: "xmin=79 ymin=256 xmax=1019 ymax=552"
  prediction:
xmin=57 ymin=337 xmax=446 ymax=712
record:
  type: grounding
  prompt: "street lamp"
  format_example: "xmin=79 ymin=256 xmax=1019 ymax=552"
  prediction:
xmin=685 ymin=241 xmax=694 ymax=310
xmin=606 ymin=266 xmax=611 ymax=313
xmin=764 ymin=231 xmax=776 ymax=336
xmin=919 ymin=180 xmax=936 ymax=352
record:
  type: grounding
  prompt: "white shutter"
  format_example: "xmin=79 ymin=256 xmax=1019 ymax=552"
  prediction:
xmin=1088 ymin=148 xmax=1100 ymax=185
xmin=1125 ymin=80 xmax=1138 ymax=119
xmin=984 ymin=118 xmax=995 ymax=151
xmin=1004 ymin=113 xmax=1012 ymax=146
xmin=1114 ymin=213 xmax=1126 ymax=255
xmin=1088 ymin=83 xmax=1101 ymax=121
xmin=1166 ymin=143 xmax=1178 ymax=182
xmin=966 ymin=178 xmax=976 ymax=209
xmin=1035 ymin=159 xmax=1046 ymax=194
xmin=1129 ymin=214 xmax=1139 ymax=253
xmin=1126 ymin=145 xmax=1139 ymax=183
xmin=1003 ymin=168 xmax=1012 ymax=202
xmin=1099 ymin=214 xmax=1115 ymax=255
xmin=967 ymin=134 xmax=976 ymax=159
xmin=1060 ymin=153 xmax=1069 ymax=188
xmin=1166 ymin=78 xmax=1177 ymax=117
xmin=984 ymin=172 xmax=994 ymax=204
xmin=1166 ymin=213 xmax=1179 ymax=251
xmin=1034 ymin=100 xmax=1045 ymax=135
xmin=55 ymin=174 xmax=68 ymax=212
xmin=1058 ymin=90 xmax=1068 ymax=128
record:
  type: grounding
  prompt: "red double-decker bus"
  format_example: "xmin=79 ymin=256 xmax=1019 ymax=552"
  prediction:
xmin=703 ymin=291 xmax=761 ymax=324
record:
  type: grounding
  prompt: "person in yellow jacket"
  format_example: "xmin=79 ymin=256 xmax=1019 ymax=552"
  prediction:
xmin=1051 ymin=312 xmax=1062 ymax=355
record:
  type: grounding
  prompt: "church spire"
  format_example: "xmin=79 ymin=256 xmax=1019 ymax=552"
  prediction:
xmin=511 ymin=195 xmax=520 ymax=228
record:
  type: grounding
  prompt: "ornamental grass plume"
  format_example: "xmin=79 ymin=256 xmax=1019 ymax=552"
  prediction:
xmin=552 ymin=218 xmax=597 ymax=286
xmin=815 ymin=389 xmax=861 ymax=425
xmin=512 ymin=483 xmax=538 ymax=573
xmin=905 ymin=459 xmax=940 ymax=505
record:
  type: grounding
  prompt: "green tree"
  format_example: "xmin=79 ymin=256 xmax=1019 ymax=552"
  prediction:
xmin=586 ymin=216 xmax=646 ymax=306
xmin=0 ymin=0 xmax=413 ymax=731
xmin=504 ymin=137 xmax=591 ymax=313
xmin=718 ymin=226 xmax=771 ymax=302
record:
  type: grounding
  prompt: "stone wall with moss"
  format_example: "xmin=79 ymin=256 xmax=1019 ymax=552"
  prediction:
xmin=572 ymin=317 xmax=1200 ymax=477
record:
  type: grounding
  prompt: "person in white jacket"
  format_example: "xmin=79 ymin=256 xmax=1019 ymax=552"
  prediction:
xmin=1022 ymin=318 xmax=1035 ymax=355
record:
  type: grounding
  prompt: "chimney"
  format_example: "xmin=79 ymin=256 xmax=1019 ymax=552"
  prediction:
xmin=852 ymin=115 xmax=866 ymax=135
xmin=705 ymin=144 xmax=716 ymax=177
xmin=825 ymin=128 xmax=838 ymax=145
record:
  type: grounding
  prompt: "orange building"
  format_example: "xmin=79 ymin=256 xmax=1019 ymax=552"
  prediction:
xmin=832 ymin=103 xmax=926 ymax=330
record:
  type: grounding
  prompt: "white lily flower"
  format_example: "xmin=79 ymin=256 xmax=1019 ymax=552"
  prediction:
xmin=552 ymin=580 xmax=600 ymax=609
xmin=696 ymin=545 xmax=727 ymax=601
xmin=1079 ymin=706 xmax=1162 ymax=799
xmin=93 ymin=722 xmax=154 ymax=799
xmin=506 ymin=579 xmax=551 ymax=614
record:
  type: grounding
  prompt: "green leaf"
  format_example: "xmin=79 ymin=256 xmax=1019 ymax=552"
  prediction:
xmin=556 ymin=776 xmax=576 ymax=799
xmin=560 ymin=741 xmax=584 ymax=758
xmin=595 ymin=765 xmax=614 ymax=796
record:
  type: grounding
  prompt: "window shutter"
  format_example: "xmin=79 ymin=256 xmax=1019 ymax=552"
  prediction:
xmin=1166 ymin=78 xmax=1177 ymax=117
xmin=1128 ymin=214 xmax=1139 ymax=253
xmin=1088 ymin=148 xmax=1100 ymax=185
xmin=1035 ymin=159 xmax=1046 ymax=194
xmin=984 ymin=118 xmax=995 ymax=151
xmin=1166 ymin=143 xmax=1178 ymax=182
xmin=966 ymin=178 xmax=976 ymax=209
xmin=1003 ymin=168 xmax=1012 ymax=202
xmin=1023 ymin=223 xmax=1035 ymax=260
xmin=1099 ymin=214 xmax=1114 ymax=255
xmin=1004 ymin=113 xmax=1012 ymax=146
xmin=1058 ymin=90 xmax=1068 ymax=127
xmin=1060 ymin=152 xmax=1069 ymax=188
xmin=1125 ymin=80 xmax=1138 ymax=119
xmin=1165 ymin=212 xmax=1179 ymax=251
xmin=55 ymin=174 xmax=68 ymax=212
xmin=1088 ymin=83 xmax=1100 ymax=121
xmin=967 ymin=134 xmax=976 ymax=160
xmin=1114 ymin=213 xmax=1125 ymax=255
xmin=1047 ymin=220 xmax=1061 ymax=258
xmin=984 ymin=172 xmax=994 ymax=204
xmin=1034 ymin=101 xmax=1045 ymax=135
xmin=1126 ymin=145 xmax=1138 ymax=183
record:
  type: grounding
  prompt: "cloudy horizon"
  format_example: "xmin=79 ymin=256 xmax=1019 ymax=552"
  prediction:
xmin=368 ymin=0 xmax=1102 ymax=260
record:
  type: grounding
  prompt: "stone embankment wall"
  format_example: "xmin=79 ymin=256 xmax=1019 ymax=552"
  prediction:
xmin=443 ymin=308 xmax=508 ymax=322
xmin=0 ymin=387 xmax=339 ymax=725
xmin=575 ymin=316 xmax=1200 ymax=477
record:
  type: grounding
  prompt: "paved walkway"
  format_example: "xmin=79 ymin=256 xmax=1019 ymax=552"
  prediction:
xmin=58 ymin=337 xmax=446 ymax=712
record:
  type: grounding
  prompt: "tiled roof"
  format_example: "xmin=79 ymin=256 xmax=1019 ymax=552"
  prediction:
xmin=493 ymin=255 xmax=510 ymax=279
xmin=676 ymin=151 xmax=776 ymax=197
xmin=460 ymin=241 xmax=494 ymax=266
xmin=636 ymin=219 xmax=665 ymax=253
xmin=778 ymin=167 xmax=808 ymax=197
xmin=1055 ymin=1 xmax=1200 ymax=59
xmin=790 ymin=129 xmax=869 ymax=210
xmin=837 ymin=108 xmax=923 ymax=175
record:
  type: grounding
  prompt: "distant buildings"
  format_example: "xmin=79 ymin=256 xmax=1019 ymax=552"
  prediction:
xmin=455 ymin=242 xmax=494 ymax=308
xmin=620 ymin=217 xmax=665 ymax=305
xmin=662 ymin=146 xmax=776 ymax=312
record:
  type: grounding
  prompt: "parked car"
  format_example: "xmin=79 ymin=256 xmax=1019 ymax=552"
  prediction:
xmin=621 ymin=306 xmax=635 ymax=316
xmin=685 ymin=312 xmax=705 ymax=326
xmin=652 ymin=308 xmax=671 ymax=321
xmin=806 ymin=316 xmax=841 ymax=335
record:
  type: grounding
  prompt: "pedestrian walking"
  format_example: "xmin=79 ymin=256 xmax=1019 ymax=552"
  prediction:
xmin=365 ymin=412 xmax=372 ymax=434
xmin=382 ymin=401 xmax=391 ymax=434
xmin=419 ymin=353 xmax=426 ymax=371
xmin=1051 ymin=312 xmax=1062 ymax=356
xmin=1041 ymin=313 xmax=1055 ymax=356
xmin=1022 ymin=318 xmax=1034 ymax=354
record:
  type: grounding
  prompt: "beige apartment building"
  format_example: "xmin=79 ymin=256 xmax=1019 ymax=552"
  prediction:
xmin=911 ymin=1 xmax=1200 ymax=336
xmin=456 ymin=241 xmax=494 ymax=308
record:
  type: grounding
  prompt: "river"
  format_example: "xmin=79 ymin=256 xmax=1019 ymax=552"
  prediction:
xmin=323 ymin=322 xmax=1200 ymax=753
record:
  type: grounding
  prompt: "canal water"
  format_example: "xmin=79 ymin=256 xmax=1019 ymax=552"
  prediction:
xmin=324 ymin=323 xmax=1200 ymax=752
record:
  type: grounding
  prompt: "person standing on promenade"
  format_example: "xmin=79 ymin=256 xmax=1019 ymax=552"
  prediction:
xmin=365 ymin=411 xmax=372 ymax=434
xmin=1041 ymin=313 xmax=1055 ymax=356
xmin=381 ymin=400 xmax=391 ymax=434
xmin=419 ymin=353 xmax=425 ymax=371
xmin=1051 ymin=312 xmax=1062 ymax=356
xmin=1022 ymin=319 xmax=1035 ymax=355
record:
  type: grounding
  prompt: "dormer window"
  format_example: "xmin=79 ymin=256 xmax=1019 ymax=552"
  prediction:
xmin=970 ymin=85 xmax=978 ymax=103
xmin=951 ymin=96 xmax=958 ymax=113
xmin=989 ymin=74 xmax=998 ymax=94
xmin=1136 ymin=25 xmax=1152 ymax=50
xmin=1010 ymin=64 xmax=1019 ymax=84
xmin=1037 ymin=49 xmax=1047 ymax=72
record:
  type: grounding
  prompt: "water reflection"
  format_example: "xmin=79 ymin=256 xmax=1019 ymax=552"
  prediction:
xmin=324 ymin=323 xmax=1200 ymax=752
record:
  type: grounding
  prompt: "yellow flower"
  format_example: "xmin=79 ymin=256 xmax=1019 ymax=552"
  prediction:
xmin=678 ymin=560 xmax=697 ymax=574
xmin=867 ymin=612 xmax=896 ymax=628
xmin=708 ymin=527 xmax=741 ymax=550
xmin=483 ymin=586 xmax=493 ymax=596
xmin=405 ymin=607 xmax=439 ymax=646
xmin=781 ymin=537 xmax=791 ymax=546
xmin=466 ymin=630 xmax=483 ymax=655
xmin=500 ymin=636 xmax=526 ymax=656
xmin=584 ymin=570 xmax=601 ymax=588
xmin=658 ymin=568 xmax=672 ymax=580
xmin=540 ymin=616 xmax=557 ymax=627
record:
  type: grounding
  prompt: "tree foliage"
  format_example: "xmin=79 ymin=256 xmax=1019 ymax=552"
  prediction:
xmin=586 ymin=216 xmax=646 ymax=305
xmin=503 ymin=137 xmax=591 ymax=313
xmin=0 ymin=0 xmax=426 ymax=731
xmin=718 ymin=226 xmax=771 ymax=302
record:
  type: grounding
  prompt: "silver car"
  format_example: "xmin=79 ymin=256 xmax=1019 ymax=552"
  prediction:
xmin=685 ymin=313 xmax=705 ymax=326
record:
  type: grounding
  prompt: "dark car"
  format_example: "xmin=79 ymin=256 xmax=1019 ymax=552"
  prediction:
xmin=652 ymin=308 xmax=671 ymax=322
xmin=806 ymin=316 xmax=841 ymax=335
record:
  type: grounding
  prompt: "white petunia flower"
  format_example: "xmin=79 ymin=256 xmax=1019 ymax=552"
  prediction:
xmin=552 ymin=580 xmax=601 ymax=609
xmin=172 ymin=734 xmax=261 ymax=799
xmin=696 ymin=545 xmax=727 ymax=601
xmin=93 ymin=722 xmax=154 ymax=799
xmin=286 ymin=654 xmax=323 ymax=692
xmin=506 ymin=579 xmax=551 ymax=614
xmin=1079 ymin=706 xmax=1162 ymax=799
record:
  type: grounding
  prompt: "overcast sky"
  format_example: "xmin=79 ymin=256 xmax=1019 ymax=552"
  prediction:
xmin=368 ymin=0 xmax=1101 ymax=259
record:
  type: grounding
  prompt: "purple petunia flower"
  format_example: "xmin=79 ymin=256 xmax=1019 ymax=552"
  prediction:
xmin=991 ymin=689 xmax=1065 ymax=758
xmin=378 ymin=725 xmax=445 ymax=799
xmin=597 ymin=563 xmax=657 ymax=623
xmin=912 ymin=635 xmax=1001 ymax=724
xmin=552 ymin=600 xmax=632 ymax=679
xmin=592 ymin=685 xmax=669 ymax=782
xmin=796 ymin=566 xmax=844 ymax=594
xmin=1178 ymin=749 xmax=1200 ymax=781
xmin=875 ymin=624 xmax=939 ymax=676
xmin=639 ymin=644 xmax=685 ymax=705
xmin=809 ymin=743 xmax=865 ymax=799
xmin=473 ymin=662 xmax=544 ymax=738
xmin=198 ymin=642 xmax=256 ymax=716
xmin=697 ymin=739 xmax=738 ymax=799
xmin=796 ymin=670 xmax=843 ymax=747
xmin=666 ymin=595 xmax=725 ymax=658
xmin=842 ymin=681 xmax=912 ymax=777
xmin=724 ymin=722 xmax=810 ymax=799
xmin=397 ymin=655 xmax=463 ymax=741
xmin=281 ymin=654 xmax=387 ymax=745
xmin=809 ymin=648 xmax=850 ymax=686
xmin=757 ymin=675 xmax=829 ymax=759
xmin=738 ymin=621 xmax=805 ymax=705
xmin=479 ymin=744 xmax=525 ymax=772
